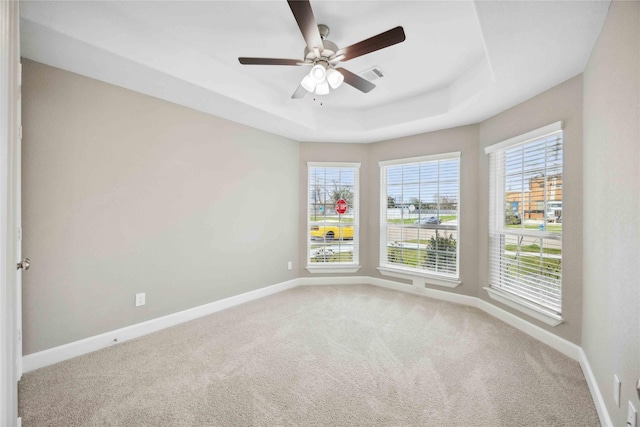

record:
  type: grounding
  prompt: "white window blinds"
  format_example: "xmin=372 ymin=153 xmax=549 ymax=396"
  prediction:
xmin=307 ymin=163 xmax=360 ymax=268
xmin=379 ymin=153 xmax=460 ymax=279
xmin=487 ymin=125 xmax=563 ymax=314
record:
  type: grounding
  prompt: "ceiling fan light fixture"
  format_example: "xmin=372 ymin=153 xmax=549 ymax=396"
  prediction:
xmin=315 ymin=81 xmax=330 ymax=95
xmin=310 ymin=64 xmax=327 ymax=84
xmin=326 ymin=68 xmax=344 ymax=89
xmin=301 ymin=74 xmax=316 ymax=93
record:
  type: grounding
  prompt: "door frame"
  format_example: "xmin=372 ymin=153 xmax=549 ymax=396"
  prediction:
xmin=0 ymin=0 xmax=21 ymax=425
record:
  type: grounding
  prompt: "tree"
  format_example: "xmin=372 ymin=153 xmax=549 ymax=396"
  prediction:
xmin=423 ymin=231 xmax=457 ymax=274
xmin=387 ymin=196 xmax=396 ymax=208
xmin=505 ymin=202 xmax=521 ymax=225
xmin=439 ymin=195 xmax=457 ymax=210
xmin=410 ymin=197 xmax=425 ymax=210
xmin=330 ymin=181 xmax=354 ymax=208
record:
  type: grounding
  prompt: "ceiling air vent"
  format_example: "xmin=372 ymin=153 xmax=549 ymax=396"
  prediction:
xmin=360 ymin=66 xmax=385 ymax=81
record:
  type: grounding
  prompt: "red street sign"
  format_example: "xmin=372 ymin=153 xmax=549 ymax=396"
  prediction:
xmin=335 ymin=198 xmax=348 ymax=215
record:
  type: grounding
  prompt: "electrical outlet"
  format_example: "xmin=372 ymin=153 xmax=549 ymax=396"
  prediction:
xmin=628 ymin=401 xmax=637 ymax=427
xmin=614 ymin=375 xmax=621 ymax=407
xmin=135 ymin=293 xmax=146 ymax=307
xmin=287 ymin=261 xmax=292 ymax=270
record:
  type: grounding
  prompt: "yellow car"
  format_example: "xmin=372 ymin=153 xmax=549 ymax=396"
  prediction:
xmin=310 ymin=225 xmax=354 ymax=240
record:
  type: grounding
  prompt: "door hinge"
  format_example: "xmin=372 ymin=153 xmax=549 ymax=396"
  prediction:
xmin=18 ymin=125 xmax=22 ymax=140
xmin=17 ymin=227 xmax=21 ymax=242
xmin=17 ymin=329 xmax=21 ymax=343
xmin=18 ymin=62 xmax=22 ymax=86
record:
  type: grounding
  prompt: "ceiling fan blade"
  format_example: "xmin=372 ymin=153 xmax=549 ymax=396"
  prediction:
xmin=336 ymin=67 xmax=375 ymax=93
xmin=287 ymin=0 xmax=324 ymax=53
xmin=337 ymin=26 xmax=406 ymax=62
xmin=291 ymin=85 xmax=307 ymax=99
xmin=238 ymin=57 xmax=305 ymax=66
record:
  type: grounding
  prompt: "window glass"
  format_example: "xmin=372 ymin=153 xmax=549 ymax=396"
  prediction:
xmin=380 ymin=154 xmax=460 ymax=279
xmin=488 ymin=130 xmax=563 ymax=313
xmin=308 ymin=164 xmax=359 ymax=268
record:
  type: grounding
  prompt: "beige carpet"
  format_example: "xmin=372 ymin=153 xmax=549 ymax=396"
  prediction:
xmin=19 ymin=284 xmax=599 ymax=426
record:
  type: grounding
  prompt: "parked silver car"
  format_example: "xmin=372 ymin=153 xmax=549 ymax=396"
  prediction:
xmin=414 ymin=216 xmax=441 ymax=225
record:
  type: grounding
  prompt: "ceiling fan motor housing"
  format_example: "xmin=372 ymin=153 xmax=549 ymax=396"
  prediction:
xmin=317 ymin=24 xmax=330 ymax=40
xmin=304 ymin=25 xmax=339 ymax=61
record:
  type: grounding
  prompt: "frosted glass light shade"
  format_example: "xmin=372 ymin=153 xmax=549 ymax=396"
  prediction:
xmin=301 ymin=74 xmax=316 ymax=92
xmin=326 ymin=68 xmax=344 ymax=89
xmin=315 ymin=81 xmax=330 ymax=95
xmin=310 ymin=64 xmax=327 ymax=84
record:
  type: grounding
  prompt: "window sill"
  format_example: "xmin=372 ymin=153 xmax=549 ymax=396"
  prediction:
xmin=484 ymin=286 xmax=564 ymax=327
xmin=306 ymin=265 xmax=361 ymax=274
xmin=377 ymin=266 xmax=461 ymax=288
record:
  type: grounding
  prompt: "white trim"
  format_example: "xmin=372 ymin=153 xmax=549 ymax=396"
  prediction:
xmin=475 ymin=297 xmax=576 ymax=359
xmin=378 ymin=151 xmax=460 ymax=167
xmin=369 ymin=278 xmax=576 ymax=359
xmin=22 ymin=274 xmax=610 ymax=427
xmin=299 ymin=276 xmax=577 ymax=360
xmin=369 ymin=276 xmax=477 ymax=306
xmin=305 ymin=265 xmax=361 ymax=274
xmin=484 ymin=121 xmax=562 ymax=154
xmin=380 ymin=278 xmax=577 ymax=359
xmin=578 ymin=347 xmax=613 ymax=427
xmin=0 ymin=1 xmax=20 ymax=424
xmin=484 ymin=286 xmax=564 ymax=327
xmin=22 ymin=279 xmax=300 ymax=373
xmin=298 ymin=275 xmax=371 ymax=286
xmin=377 ymin=266 xmax=461 ymax=288
xmin=307 ymin=161 xmax=361 ymax=168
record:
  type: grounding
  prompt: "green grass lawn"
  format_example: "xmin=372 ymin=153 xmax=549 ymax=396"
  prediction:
xmin=506 ymin=254 xmax=562 ymax=278
xmin=507 ymin=224 xmax=562 ymax=232
xmin=387 ymin=215 xmax=457 ymax=224
xmin=387 ymin=246 xmax=456 ymax=273
xmin=504 ymin=243 xmax=562 ymax=255
xmin=310 ymin=252 xmax=353 ymax=263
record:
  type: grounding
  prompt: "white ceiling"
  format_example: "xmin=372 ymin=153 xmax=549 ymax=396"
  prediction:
xmin=20 ymin=1 xmax=610 ymax=143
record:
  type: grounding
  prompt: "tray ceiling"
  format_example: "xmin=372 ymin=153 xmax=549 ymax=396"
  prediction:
xmin=20 ymin=1 xmax=610 ymax=143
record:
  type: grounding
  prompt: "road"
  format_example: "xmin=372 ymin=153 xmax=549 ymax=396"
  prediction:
xmin=385 ymin=222 xmax=457 ymax=243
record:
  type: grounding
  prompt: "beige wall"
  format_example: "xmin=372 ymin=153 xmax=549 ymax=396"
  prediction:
xmin=478 ymin=75 xmax=584 ymax=344
xmin=22 ymin=60 xmax=300 ymax=354
xmin=583 ymin=1 xmax=640 ymax=425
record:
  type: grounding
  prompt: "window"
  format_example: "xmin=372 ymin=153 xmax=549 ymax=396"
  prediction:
xmin=379 ymin=153 xmax=460 ymax=284
xmin=307 ymin=162 xmax=360 ymax=273
xmin=486 ymin=122 xmax=563 ymax=325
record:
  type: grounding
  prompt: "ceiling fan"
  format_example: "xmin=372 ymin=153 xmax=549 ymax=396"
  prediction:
xmin=238 ymin=0 xmax=406 ymax=99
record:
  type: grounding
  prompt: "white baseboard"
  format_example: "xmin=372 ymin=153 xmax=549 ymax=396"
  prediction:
xmin=297 ymin=275 xmax=371 ymax=286
xmin=578 ymin=347 xmax=613 ymax=427
xmin=301 ymin=276 xmax=581 ymax=360
xmin=22 ymin=278 xmax=300 ymax=373
xmin=22 ymin=275 xmax=612 ymax=426
xmin=300 ymin=276 xmax=609 ymax=425
xmin=474 ymin=298 xmax=580 ymax=360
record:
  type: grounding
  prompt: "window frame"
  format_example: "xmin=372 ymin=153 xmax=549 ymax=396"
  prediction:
xmin=306 ymin=162 xmax=361 ymax=274
xmin=378 ymin=152 xmax=461 ymax=287
xmin=484 ymin=122 xmax=564 ymax=326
